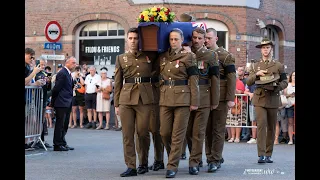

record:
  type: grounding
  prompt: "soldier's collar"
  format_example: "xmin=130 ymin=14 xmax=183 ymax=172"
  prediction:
xmin=191 ymin=45 xmax=205 ymax=53
xmin=127 ymin=50 xmax=141 ymax=57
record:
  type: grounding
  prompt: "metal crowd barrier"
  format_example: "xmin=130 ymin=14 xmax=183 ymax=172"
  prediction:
xmin=226 ymin=94 xmax=257 ymax=128
xmin=25 ymin=86 xmax=47 ymax=151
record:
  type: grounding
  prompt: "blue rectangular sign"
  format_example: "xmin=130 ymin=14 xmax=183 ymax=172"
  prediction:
xmin=44 ymin=42 xmax=62 ymax=50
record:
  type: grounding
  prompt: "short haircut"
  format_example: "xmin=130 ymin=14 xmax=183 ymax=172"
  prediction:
xmin=170 ymin=28 xmax=184 ymax=39
xmin=192 ymin=27 xmax=206 ymax=37
xmin=206 ymin=28 xmax=217 ymax=36
xmin=127 ymin=27 xmax=139 ymax=37
xmin=25 ymin=48 xmax=35 ymax=55
xmin=65 ymin=56 xmax=75 ymax=63
xmin=45 ymin=66 xmax=51 ymax=71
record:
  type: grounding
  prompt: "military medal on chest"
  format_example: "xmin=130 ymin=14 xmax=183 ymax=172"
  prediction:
xmin=175 ymin=60 xmax=180 ymax=68
xmin=198 ymin=61 xmax=205 ymax=69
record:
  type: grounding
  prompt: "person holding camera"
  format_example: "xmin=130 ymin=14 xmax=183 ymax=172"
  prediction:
xmin=69 ymin=66 xmax=85 ymax=128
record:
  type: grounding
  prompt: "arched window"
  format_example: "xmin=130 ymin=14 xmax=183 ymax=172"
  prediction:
xmin=263 ymin=25 xmax=279 ymax=60
xmin=75 ymin=21 xmax=125 ymax=77
xmin=196 ymin=19 xmax=229 ymax=50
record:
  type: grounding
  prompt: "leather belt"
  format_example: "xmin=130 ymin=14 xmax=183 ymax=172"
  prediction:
xmin=163 ymin=79 xmax=188 ymax=86
xmin=198 ymin=79 xmax=209 ymax=85
xmin=151 ymin=77 xmax=159 ymax=83
xmin=125 ymin=77 xmax=151 ymax=83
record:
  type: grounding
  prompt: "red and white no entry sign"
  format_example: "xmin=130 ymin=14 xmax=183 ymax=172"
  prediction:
xmin=44 ymin=21 xmax=62 ymax=42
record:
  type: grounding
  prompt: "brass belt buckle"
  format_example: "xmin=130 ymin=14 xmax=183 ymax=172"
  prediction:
xmin=134 ymin=77 xmax=142 ymax=84
xmin=168 ymin=79 xmax=174 ymax=87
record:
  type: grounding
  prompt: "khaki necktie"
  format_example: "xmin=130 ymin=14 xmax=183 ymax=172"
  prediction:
xmin=265 ymin=60 xmax=269 ymax=65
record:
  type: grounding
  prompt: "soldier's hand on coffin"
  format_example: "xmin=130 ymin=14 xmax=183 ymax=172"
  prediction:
xmin=190 ymin=105 xmax=198 ymax=111
xmin=256 ymin=70 xmax=268 ymax=76
xmin=182 ymin=46 xmax=191 ymax=53
xmin=227 ymin=100 xmax=235 ymax=108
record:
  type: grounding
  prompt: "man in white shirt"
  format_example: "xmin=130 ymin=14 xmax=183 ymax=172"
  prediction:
xmin=84 ymin=66 xmax=101 ymax=129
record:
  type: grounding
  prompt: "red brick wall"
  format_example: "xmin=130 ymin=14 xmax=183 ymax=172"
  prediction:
xmin=25 ymin=0 xmax=294 ymax=71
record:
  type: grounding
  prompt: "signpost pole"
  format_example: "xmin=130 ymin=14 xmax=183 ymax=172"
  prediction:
xmin=53 ymin=48 xmax=56 ymax=74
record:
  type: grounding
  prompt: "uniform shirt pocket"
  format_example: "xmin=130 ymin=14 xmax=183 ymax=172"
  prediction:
xmin=119 ymin=84 xmax=133 ymax=103
xmin=174 ymin=86 xmax=191 ymax=105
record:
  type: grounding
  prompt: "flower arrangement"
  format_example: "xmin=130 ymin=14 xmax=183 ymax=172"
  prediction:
xmin=138 ymin=6 xmax=175 ymax=23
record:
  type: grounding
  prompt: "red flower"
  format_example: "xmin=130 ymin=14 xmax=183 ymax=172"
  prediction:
xmin=165 ymin=11 xmax=169 ymax=15
xmin=167 ymin=8 xmax=170 ymax=12
xmin=140 ymin=15 xmax=144 ymax=19
xmin=157 ymin=8 xmax=160 ymax=12
xmin=150 ymin=16 xmax=154 ymax=21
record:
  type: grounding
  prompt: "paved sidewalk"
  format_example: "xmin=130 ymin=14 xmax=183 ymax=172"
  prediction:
xmin=25 ymin=128 xmax=295 ymax=180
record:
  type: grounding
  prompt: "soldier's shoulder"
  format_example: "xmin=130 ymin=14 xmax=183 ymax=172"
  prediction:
xmin=216 ymin=47 xmax=229 ymax=54
xmin=117 ymin=53 xmax=125 ymax=58
xmin=273 ymin=59 xmax=282 ymax=65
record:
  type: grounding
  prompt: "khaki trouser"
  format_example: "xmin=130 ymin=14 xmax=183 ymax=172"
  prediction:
xmin=119 ymin=99 xmax=152 ymax=169
xmin=205 ymin=101 xmax=228 ymax=163
xmin=255 ymin=106 xmax=277 ymax=156
xmin=160 ymin=106 xmax=190 ymax=171
xmin=186 ymin=107 xmax=210 ymax=167
xmin=136 ymin=104 xmax=164 ymax=165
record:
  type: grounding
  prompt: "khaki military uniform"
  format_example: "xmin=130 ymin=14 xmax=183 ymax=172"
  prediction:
xmin=114 ymin=51 xmax=155 ymax=169
xmin=159 ymin=47 xmax=200 ymax=171
xmin=135 ymin=51 xmax=164 ymax=166
xmin=205 ymin=47 xmax=236 ymax=164
xmin=186 ymin=46 xmax=220 ymax=167
xmin=246 ymin=59 xmax=288 ymax=157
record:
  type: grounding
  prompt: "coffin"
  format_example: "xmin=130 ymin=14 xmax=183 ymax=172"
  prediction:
xmin=138 ymin=22 xmax=207 ymax=53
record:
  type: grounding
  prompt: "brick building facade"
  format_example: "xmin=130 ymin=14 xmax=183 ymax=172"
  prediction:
xmin=25 ymin=0 xmax=295 ymax=76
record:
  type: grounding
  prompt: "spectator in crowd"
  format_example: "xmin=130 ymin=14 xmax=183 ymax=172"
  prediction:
xmin=228 ymin=72 xmax=245 ymax=143
xmin=45 ymin=96 xmax=54 ymax=128
xmin=25 ymin=48 xmax=42 ymax=86
xmin=284 ymin=71 xmax=295 ymax=145
xmin=84 ymin=66 xmax=101 ymax=129
xmin=82 ymin=63 xmax=89 ymax=77
xmin=237 ymin=67 xmax=250 ymax=141
xmin=69 ymin=65 xmax=86 ymax=128
xmin=244 ymin=83 xmax=257 ymax=144
xmin=25 ymin=48 xmax=42 ymax=150
xmin=95 ymin=67 xmax=112 ymax=130
xmin=34 ymin=58 xmax=53 ymax=148
xmin=274 ymin=90 xmax=288 ymax=145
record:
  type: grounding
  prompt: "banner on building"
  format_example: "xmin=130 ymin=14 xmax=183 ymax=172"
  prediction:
xmin=79 ymin=39 xmax=124 ymax=65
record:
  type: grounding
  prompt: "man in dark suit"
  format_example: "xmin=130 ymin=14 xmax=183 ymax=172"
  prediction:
xmin=51 ymin=56 xmax=77 ymax=151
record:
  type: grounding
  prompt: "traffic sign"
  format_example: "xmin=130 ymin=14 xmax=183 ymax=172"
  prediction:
xmin=41 ymin=54 xmax=65 ymax=60
xmin=44 ymin=21 xmax=62 ymax=42
xmin=44 ymin=42 xmax=62 ymax=50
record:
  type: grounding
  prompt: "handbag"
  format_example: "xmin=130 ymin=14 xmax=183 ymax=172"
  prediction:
xmin=76 ymin=84 xmax=85 ymax=94
xmin=102 ymin=79 xmax=112 ymax=100
xmin=231 ymin=97 xmax=241 ymax=115
xmin=280 ymin=95 xmax=288 ymax=108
